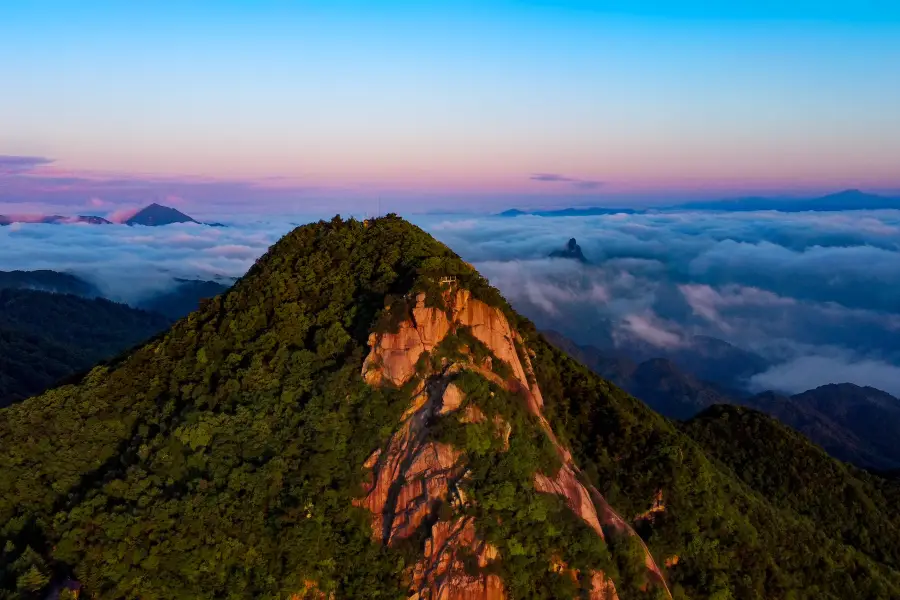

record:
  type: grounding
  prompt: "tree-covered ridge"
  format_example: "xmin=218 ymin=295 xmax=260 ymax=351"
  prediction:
xmin=1 ymin=214 xmax=899 ymax=599
xmin=0 ymin=289 xmax=171 ymax=407
xmin=526 ymin=338 xmax=900 ymax=599
xmin=428 ymin=370 xmax=618 ymax=599
xmin=683 ymin=405 xmax=900 ymax=571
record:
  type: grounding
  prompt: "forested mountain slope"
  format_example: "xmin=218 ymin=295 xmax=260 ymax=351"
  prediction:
xmin=1 ymin=216 xmax=899 ymax=599
xmin=683 ymin=405 xmax=900 ymax=571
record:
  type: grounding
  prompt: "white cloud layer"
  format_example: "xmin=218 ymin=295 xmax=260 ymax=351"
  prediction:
xmin=2 ymin=209 xmax=899 ymax=395
xmin=414 ymin=210 xmax=900 ymax=394
xmin=0 ymin=220 xmax=297 ymax=303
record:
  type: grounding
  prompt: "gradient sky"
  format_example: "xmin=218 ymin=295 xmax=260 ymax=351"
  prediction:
xmin=2 ymin=1 xmax=900 ymax=214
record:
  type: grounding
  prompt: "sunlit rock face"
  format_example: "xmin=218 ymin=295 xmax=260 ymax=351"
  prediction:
xmin=357 ymin=289 xmax=671 ymax=600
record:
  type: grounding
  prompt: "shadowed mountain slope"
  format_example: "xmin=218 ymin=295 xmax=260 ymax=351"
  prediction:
xmin=0 ymin=289 xmax=171 ymax=407
xmin=683 ymin=405 xmax=900 ymax=572
xmin=542 ymin=331 xmax=734 ymax=420
xmin=743 ymin=384 xmax=900 ymax=470
xmin=136 ymin=278 xmax=232 ymax=320
xmin=0 ymin=270 xmax=100 ymax=297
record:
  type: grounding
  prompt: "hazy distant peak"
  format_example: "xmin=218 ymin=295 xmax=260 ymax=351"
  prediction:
xmin=125 ymin=203 xmax=198 ymax=226
xmin=675 ymin=188 xmax=900 ymax=212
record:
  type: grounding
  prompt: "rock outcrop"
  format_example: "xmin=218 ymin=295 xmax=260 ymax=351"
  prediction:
xmin=357 ymin=289 xmax=671 ymax=599
xmin=549 ymin=238 xmax=589 ymax=263
xmin=362 ymin=289 xmax=530 ymax=389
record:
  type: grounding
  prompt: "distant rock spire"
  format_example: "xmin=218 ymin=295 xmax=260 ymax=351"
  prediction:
xmin=549 ymin=237 xmax=588 ymax=263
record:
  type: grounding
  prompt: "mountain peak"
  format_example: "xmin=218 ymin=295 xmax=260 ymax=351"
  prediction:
xmin=5 ymin=215 xmax=900 ymax=598
xmin=0 ymin=215 xmax=670 ymax=599
xmin=125 ymin=203 xmax=197 ymax=226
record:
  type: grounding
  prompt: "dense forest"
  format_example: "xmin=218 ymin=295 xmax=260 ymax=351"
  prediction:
xmin=1 ymin=215 xmax=899 ymax=599
xmin=683 ymin=405 xmax=900 ymax=570
xmin=0 ymin=289 xmax=171 ymax=407
xmin=528 ymin=335 xmax=900 ymax=599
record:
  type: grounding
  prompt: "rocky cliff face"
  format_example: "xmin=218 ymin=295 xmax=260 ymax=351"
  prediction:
xmin=357 ymin=288 xmax=670 ymax=599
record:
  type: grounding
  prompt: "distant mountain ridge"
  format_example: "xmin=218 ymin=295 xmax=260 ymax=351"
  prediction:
xmin=543 ymin=327 xmax=769 ymax=392
xmin=499 ymin=207 xmax=642 ymax=217
xmin=0 ymin=270 xmax=101 ymax=297
xmin=498 ymin=189 xmax=900 ymax=216
xmin=543 ymin=330 xmax=737 ymax=419
xmin=745 ymin=384 xmax=900 ymax=470
xmin=0 ymin=203 xmax=222 ymax=227
xmin=675 ymin=189 xmax=900 ymax=212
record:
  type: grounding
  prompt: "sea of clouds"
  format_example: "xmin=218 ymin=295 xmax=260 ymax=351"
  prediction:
xmin=2 ymin=209 xmax=899 ymax=395
xmin=420 ymin=211 xmax=900 ymax=396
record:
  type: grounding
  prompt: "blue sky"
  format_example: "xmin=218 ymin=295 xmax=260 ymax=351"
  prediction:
xmin=1 ymin=1 xmax=899 ymax=214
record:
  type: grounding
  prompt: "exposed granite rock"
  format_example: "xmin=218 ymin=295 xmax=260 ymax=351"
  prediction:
xmin=357 ymin=288 xmax=670 ymax=599
xmin=363 ymin=290 xmax=534 ymax=392
xmin=534 ymin=465 xmax=605 ymax=536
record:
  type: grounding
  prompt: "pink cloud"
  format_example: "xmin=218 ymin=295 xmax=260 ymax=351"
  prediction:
xmin=108 ymin=207 xmax=141 ymax=223
xmin=0 ymin=154 xmax=325 ymax=216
